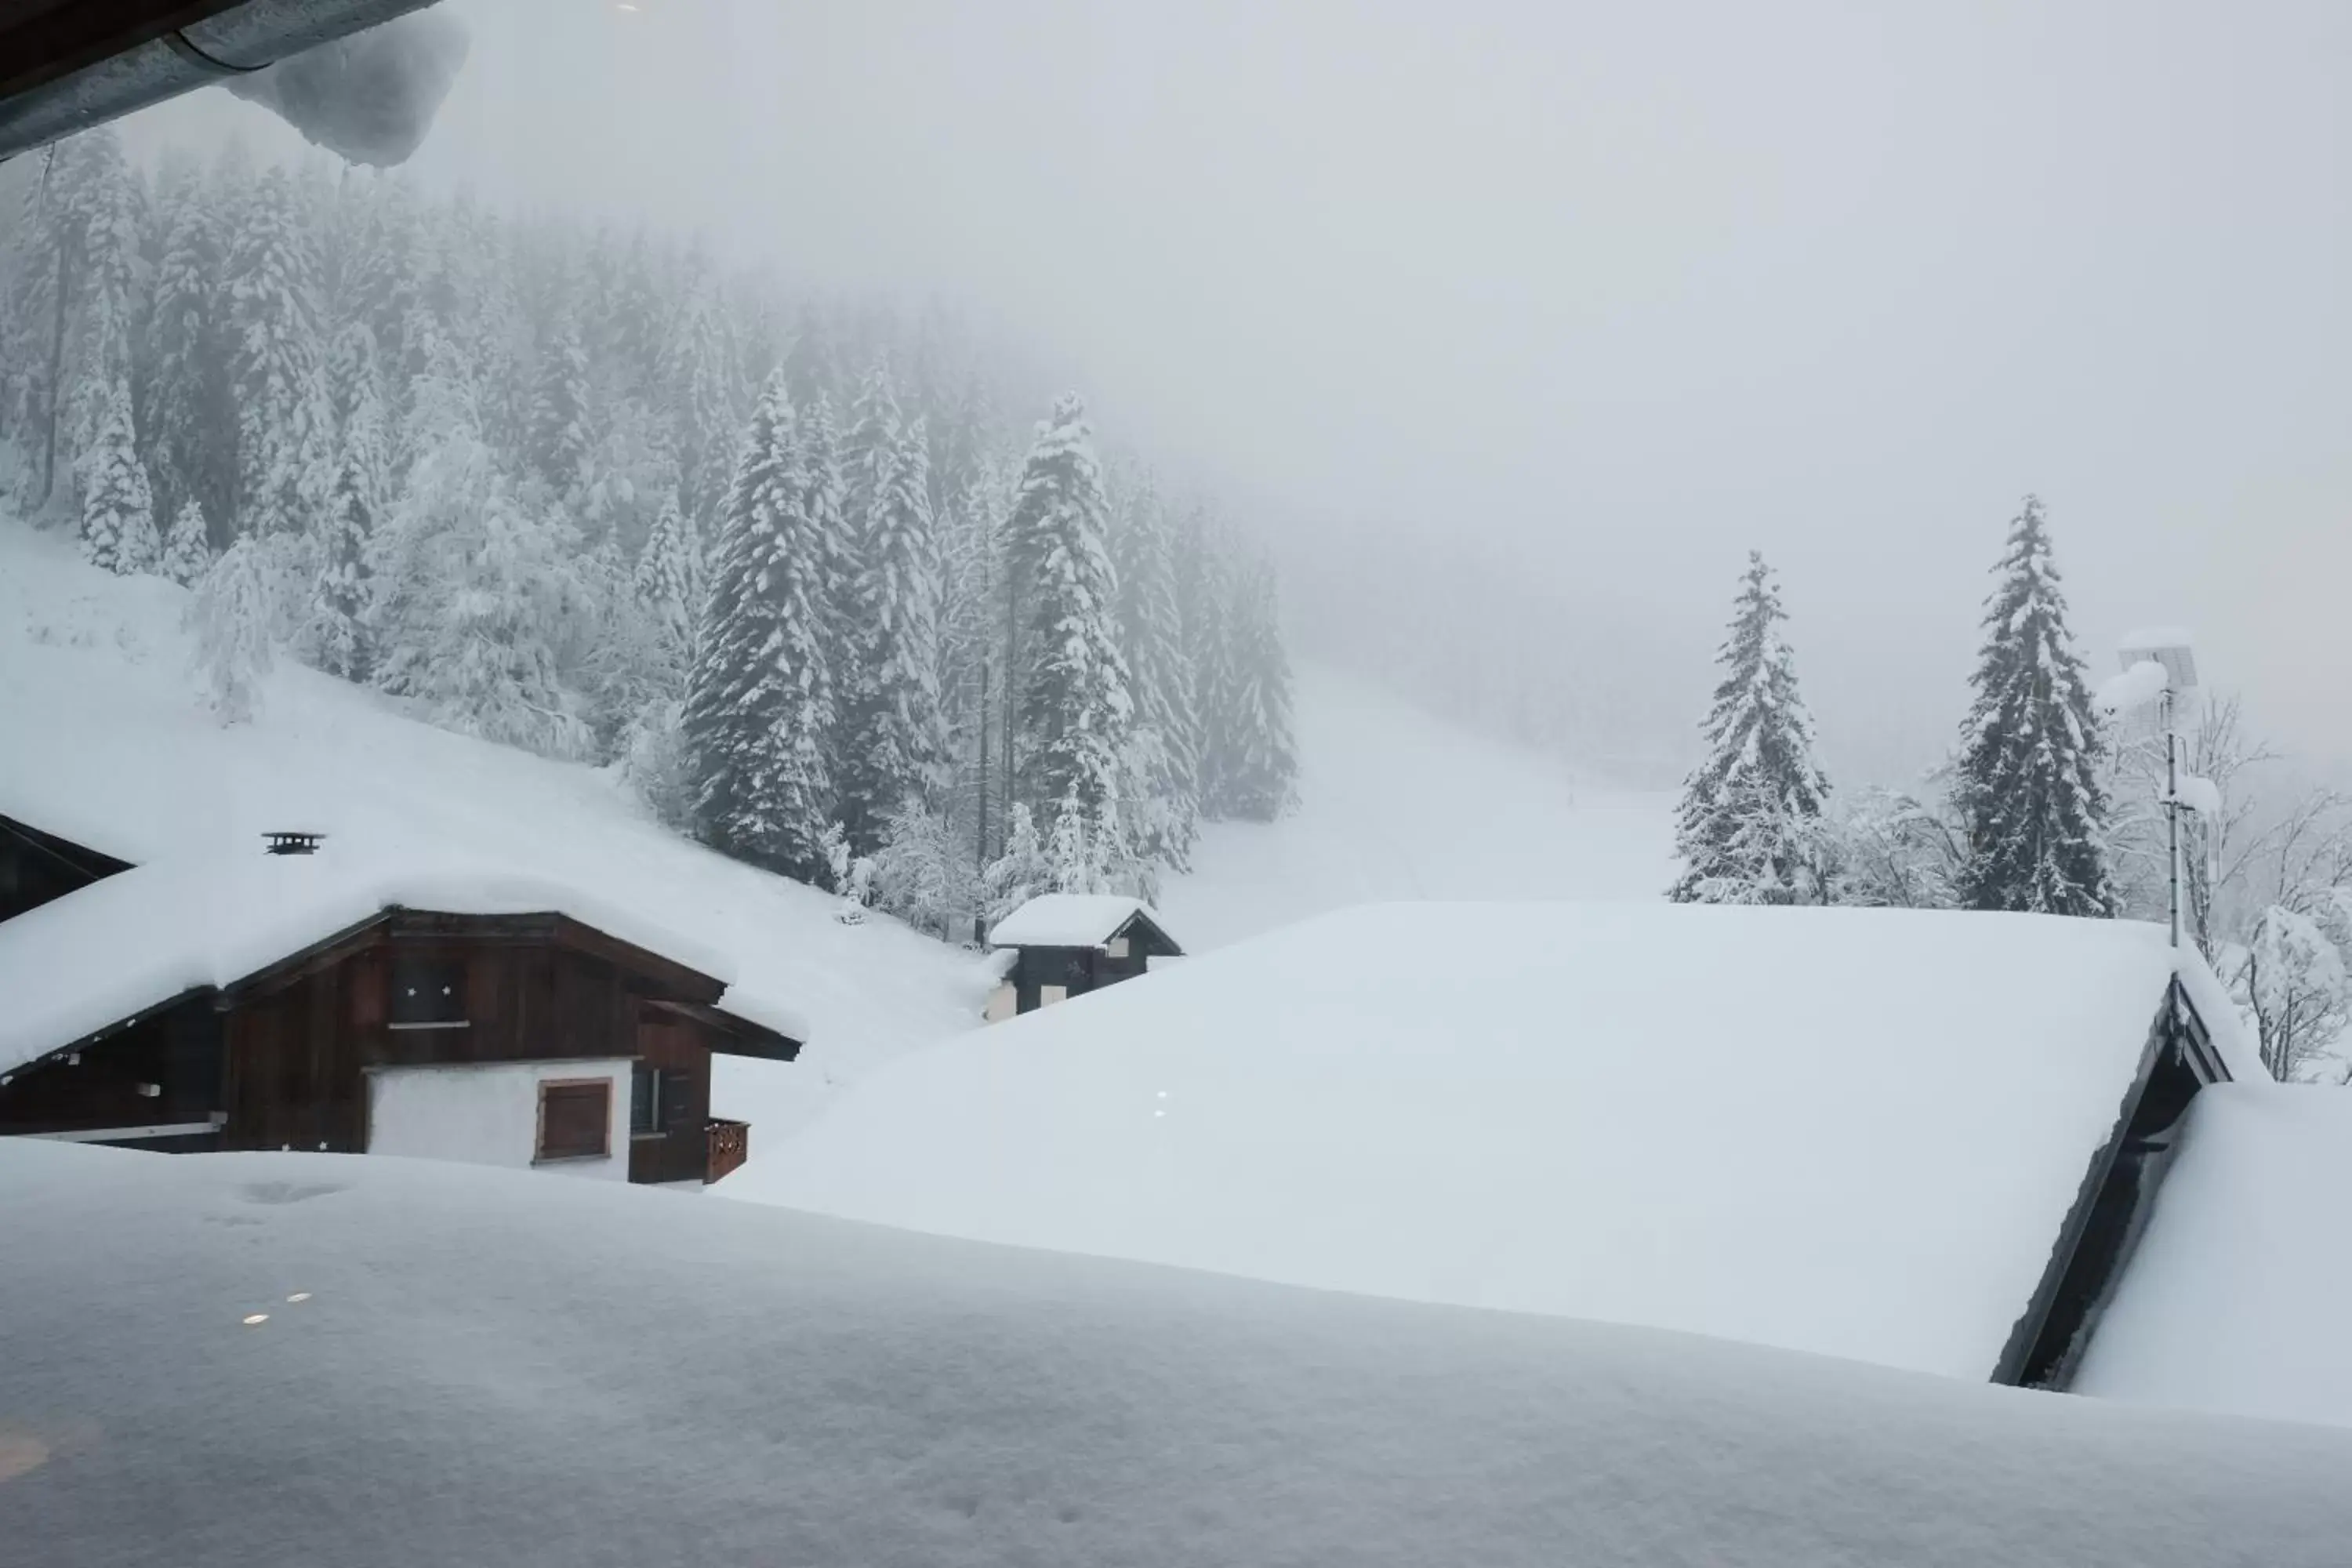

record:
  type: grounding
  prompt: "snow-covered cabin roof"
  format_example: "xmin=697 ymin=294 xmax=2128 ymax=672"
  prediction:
xmin=0 ymin=846 xmax=801 ymax=1076
xmin=760 ymin=901 xmax=2252 ymax=1381
xmin=2074 ymin=1083 xmax=2352 ymax=1429
xmin=987 ymin=894 xmax=1181 ymax=953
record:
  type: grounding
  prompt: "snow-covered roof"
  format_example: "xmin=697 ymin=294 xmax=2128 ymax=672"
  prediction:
xmin=2076 ymin=1083 xmax=2352 ymax=1428
xmin=757 ymin=901 xmax=2252 ymax=1381
xmin=6 ymin=1138 xmax=2349 ymax=1566
xmin=987 ymin=893 xmax=1176 ymax=951
xmin=0 ymin=847 xmax=781 ymax=1076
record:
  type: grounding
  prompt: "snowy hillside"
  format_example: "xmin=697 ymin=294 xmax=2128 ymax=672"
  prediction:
xmin=0 ymin=517 xmax=978 ymax=1140
xmin=7 ymin=1137 xmax=2352 ymax=1567
xmin=1160 ymin=666 xmax=1674 ymax=946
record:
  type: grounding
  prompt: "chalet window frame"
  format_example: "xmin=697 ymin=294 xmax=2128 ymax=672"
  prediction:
xmin=534 ymin=1077 xmax=612 ymax=1164
xmin=629 ymin=1064 xmax=666 ymax=1139
xmin=387 ymin=954 xmax=470 ymax=1032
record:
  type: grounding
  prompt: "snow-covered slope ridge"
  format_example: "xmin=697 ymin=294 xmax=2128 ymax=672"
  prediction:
xmin=1159 ymin=664 xmax=1675 ymax=946
xmin=5 ymin=1138 xmax=2350 ymax=1568
xmin=2078 ymin=1083 xmax=2352 ymax=1430
xmin=0 ymin=518 xmax=977 ymax=1137
xmin=746 ymin=899 xmax=2252 ymax=1381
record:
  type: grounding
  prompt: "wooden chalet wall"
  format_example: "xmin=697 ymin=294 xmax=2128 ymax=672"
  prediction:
xmin=630 ymin=1011 xmax=714 ymax=1184
xmin=220 ymin=913 xmax=728 ymax=1157
xmin=2 ymin=902 xmax=793 ymax=1181
xmin=0 ymin=997 xmax=222 ymax=1149
xmin=1004 ymin=913 xmax=1182 ymax=1013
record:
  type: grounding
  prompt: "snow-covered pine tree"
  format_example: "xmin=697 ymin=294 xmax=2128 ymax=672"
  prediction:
xmin=189 ymin=535 xmax=276 ymax=724
xmin=1951 ymin=495 xmax=2115 ymax=916
xmin=372 ymin=328 xmax=590 ymax=758
xmin=681 ymin=371 xmax=837 ymax=880
xmin=1668 ymin=551 xmax=1832 ymax=904
xmin=1108 ymin=469 xmax=1202 ymax=864
xmin=666 ymin=268 xmax=738 ymax=532
xmin=225 ymin=165 xmax=332 ymax=539
xmin=980 ymin=802 xmax=1051 ymax=930
xmin=79 ymin=376 xmax=157 ymax=575
xmin=530 ymin=310 xmax=591 ymax=499
xmin=870 ymin=796 xmax=976 ymax=941
xmin=838 ymin=365 xmax=950 ymax=852
xmin=61 ymin=135 xmax=145 ymax=514
xmin=1216 ymin=548 xmax=1299 ymax=821
xmin=1004 ymin=394 xmax=1136 ymax=822
xmin=632 ymin=491 xmax=702 ymax=681
xmin=304 ymin=325 xmax=387 ymax=679
xmin=143 ymin=162 xmax=237 ymax=543
xmin=161 ymin=499 xmax=213 ymax=586
xmin=1044 ymin=788 xmax=1097 ymax=895
xmin=1174 ymin=506 xmax=1239 ymax=814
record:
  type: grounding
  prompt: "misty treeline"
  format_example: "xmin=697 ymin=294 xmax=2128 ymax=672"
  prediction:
xmin=1670 ymin=495 xmax=2352 ymax=1083
xmin=0 ymin=129 xmax=1298 ymax=942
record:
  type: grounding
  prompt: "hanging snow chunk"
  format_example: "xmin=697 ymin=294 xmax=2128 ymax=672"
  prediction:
xmin=2096 ymin=660 xmax=2170 ymax=717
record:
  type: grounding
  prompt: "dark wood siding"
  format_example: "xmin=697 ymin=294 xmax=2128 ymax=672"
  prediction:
xmin=0 ymin=996 xmax=221 ymax=1138
xmin=627 ymin=1012 xmax=713 ymax=1184
xmin=11 ymin=908 xmax=757 ymax=1184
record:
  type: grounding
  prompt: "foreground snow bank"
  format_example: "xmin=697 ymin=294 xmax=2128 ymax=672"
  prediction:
xmin=2 ymin=1138 xmax=2348 ymax=1567
xmin=2076 ymin=1083 xmax=2352 ymax=1428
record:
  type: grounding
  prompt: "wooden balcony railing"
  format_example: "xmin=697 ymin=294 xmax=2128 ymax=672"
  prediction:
xmin=706 ymin=1117 xmax=750 ymax=1185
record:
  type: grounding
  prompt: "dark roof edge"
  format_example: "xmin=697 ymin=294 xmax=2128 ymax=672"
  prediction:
xmin=1989 ymin=975 xmax=2219 ymax=1385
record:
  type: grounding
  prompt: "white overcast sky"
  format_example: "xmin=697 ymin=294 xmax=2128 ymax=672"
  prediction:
xmin=129 ymin=0 xmax=2352 ymax=780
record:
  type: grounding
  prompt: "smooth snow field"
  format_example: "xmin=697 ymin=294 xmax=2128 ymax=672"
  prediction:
xmin=5 ymin=1138 xmax=2351 ymax=1568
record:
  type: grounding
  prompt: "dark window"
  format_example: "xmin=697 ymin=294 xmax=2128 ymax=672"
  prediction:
xmin=537 ymin=1080 xmax=611 ymax=1162
xmin=388 ymin=956 xmax=466 ymax=1029
xmin=630 ymin=1065 xmax=663 ymax=1137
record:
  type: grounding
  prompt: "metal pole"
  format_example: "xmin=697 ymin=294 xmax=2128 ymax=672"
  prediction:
xmin=2164 ymin=685 xmax=2181 ymax=950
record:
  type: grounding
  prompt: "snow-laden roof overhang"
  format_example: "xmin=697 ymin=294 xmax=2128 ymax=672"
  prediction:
xmin=988 ymin=894 xmax=1181 ymax=953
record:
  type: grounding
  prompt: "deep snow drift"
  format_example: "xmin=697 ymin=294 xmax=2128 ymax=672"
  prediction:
xmin=0 ymin=518 xmax=975 ymax=1139
xmin=5 ymin=1138 xmax=2350 ymax=1567
xmin=740 ymin=899 xmax=2242 ymax=1380
xmin=2074 ymin=1083 xmax=2352 ymax=1429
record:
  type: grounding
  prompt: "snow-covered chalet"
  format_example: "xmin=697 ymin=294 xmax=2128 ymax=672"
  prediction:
xmin=984 ymin=893 xmax=1185 ymax=1021
xmin=0 ymin=813 xmax=800 ymax=1186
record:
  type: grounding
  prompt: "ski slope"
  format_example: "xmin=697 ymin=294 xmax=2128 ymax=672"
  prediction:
xmin=1160 ymin=666 xmax=1675 ymax=947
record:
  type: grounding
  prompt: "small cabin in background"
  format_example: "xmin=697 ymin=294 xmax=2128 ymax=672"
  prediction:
xmin=985 ymin=895 xmax=1185 ymax=1020
xmin=0 ymin=837 xmax=800 ymax=1187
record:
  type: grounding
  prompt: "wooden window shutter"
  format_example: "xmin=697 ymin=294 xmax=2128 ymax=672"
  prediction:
xmin=536 ymin=1080 xmax=610 ymax=1161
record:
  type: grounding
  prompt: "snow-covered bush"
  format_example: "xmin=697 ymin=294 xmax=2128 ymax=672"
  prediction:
xmin=187 ymin=536 xmax=277 ymax=724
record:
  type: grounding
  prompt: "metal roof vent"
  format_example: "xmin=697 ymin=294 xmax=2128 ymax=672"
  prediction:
xmin=263 ymin=832 xmax=326 ymax=856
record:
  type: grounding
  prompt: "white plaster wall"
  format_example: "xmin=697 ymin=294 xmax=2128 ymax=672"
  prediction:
xmin=365 ymin=1058 xmax=630 ymax=1181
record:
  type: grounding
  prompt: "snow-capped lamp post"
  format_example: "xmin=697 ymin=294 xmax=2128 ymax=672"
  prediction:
xmin=2100 ymin=630 xmax=2201 ymax=949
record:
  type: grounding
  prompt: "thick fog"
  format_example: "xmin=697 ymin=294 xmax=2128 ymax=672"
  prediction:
xmin=118 ymin=0 xmax=2351 ymax=786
